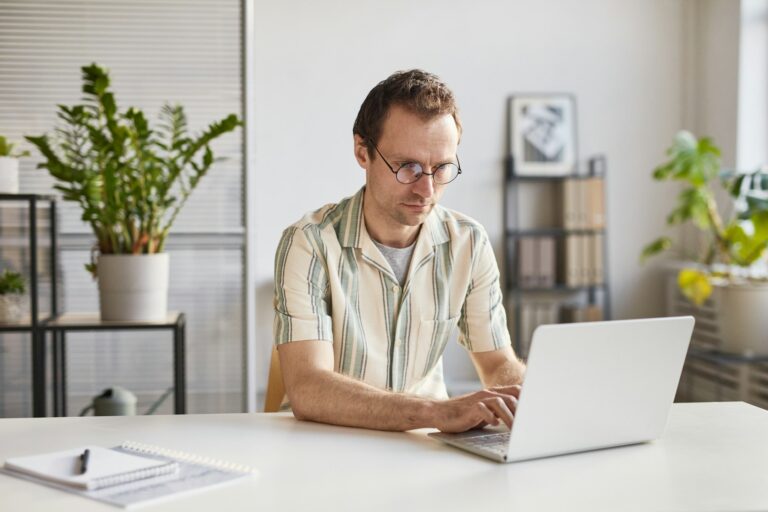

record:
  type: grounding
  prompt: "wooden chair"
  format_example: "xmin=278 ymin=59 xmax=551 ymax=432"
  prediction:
xmin=264 ymin=346 xmax=286 ymax=412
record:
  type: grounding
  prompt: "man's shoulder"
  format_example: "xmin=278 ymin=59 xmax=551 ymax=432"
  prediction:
xmin=433 ymin=205 xmax=489 ymax=241
xmin=280 ymin=193 xmax=356 ymax=241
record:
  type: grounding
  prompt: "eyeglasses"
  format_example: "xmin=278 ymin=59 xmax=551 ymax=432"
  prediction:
xmin=368 ymin=141 xmax=462 ymax=185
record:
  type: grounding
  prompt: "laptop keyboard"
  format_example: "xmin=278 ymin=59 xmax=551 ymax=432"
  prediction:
xmin=462 ymin=431 xmax=510 ymax=450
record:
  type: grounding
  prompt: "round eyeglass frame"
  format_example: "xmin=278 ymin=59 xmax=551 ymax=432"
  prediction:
xmin=367 ymin=140 xmax=462 ymax=185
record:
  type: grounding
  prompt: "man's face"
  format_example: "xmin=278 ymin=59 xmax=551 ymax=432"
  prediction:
xmin=355 ymin=104 xmax=460 ymax=229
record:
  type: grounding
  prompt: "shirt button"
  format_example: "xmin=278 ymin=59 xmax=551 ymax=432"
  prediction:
xmin=395 ymin=338 xmax=403 ymax=348
xmin=392 ymin=285 xmax=400 ymax=293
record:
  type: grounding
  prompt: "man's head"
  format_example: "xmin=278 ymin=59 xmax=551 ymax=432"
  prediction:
xmin=353 ymin=70 xmax=462 ymax=238
xmin=353 ymin=69 xmax=462 ymax=159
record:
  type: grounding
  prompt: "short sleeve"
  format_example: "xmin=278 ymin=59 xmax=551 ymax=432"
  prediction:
xmin=457 ymin=228 xmax=512 ymax=352
xmin=273 ymin=226 xmax=333 ymax=345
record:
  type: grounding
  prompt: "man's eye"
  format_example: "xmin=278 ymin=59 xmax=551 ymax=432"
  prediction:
xmin=399 ymin=163 xmax=422 ymax=173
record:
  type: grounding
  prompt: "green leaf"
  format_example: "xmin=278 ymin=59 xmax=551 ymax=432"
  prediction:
xmin=677 ymin=269 xmax=712 ymax=306
xmin=0 ymin=269 xmax=25 ymax=295
xmin=654 ymin=130 xmax=721 ymax=187
xmin=665 ymin=187 xmax=711 ymax=230
xmin=745 ymin=193 xmax=768 ymax=214
xmin=640 ymin=237 xmax=672 ymax=262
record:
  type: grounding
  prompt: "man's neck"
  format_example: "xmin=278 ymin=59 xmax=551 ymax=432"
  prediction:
xmin=362 ymin=190 xmax=421 ymax=248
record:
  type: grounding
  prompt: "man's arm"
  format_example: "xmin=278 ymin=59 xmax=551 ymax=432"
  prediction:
xmin=278 ymin=339 xmax=519 ymax=433
xmin=470 ymin=346 xmax=526 ymax=388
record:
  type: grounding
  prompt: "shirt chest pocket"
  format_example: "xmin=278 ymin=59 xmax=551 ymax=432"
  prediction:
xmin=410 ymin=316 xmax=460 ymax=382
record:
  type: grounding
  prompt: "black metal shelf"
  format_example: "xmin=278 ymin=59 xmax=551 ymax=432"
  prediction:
xmin=503 ymin=154 xmax=612 ymax=357
xmin=504 ymin=156 xmax=606 ymax=182
xmin=0 ymin=194 xmax=59 ymax=417
xmin=507 ymin=228 xmax=606 ymax=237
xmin=40 ymin=312 xmax=187 ymax=417
xmin=515 ymin=283 xmax=609 ymax=294
xmin=1 ymin=194 xmax=189 ymax=418
xmin=687 ymin=347 xmax=768 ymax=364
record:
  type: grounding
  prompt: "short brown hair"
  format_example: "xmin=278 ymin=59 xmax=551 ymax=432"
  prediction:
xmin=353 ymin=69 xmax=462 ymax=158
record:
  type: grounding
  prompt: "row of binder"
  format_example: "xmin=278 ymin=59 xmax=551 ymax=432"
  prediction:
xmin=564 ymin=233 xmax=604 ymax=287
xmin=512 ymin=301 xmax=605 ymax=356
xmin=517 ymin=234 xmax=604 ymax=288
xmin=563 ymin=177 xmax=605 ymax=229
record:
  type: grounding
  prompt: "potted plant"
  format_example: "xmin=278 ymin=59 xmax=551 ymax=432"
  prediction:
xmin=642 ymin=130 xmax=768 ymax=354
xmin=0 ymin=136 xmax=30 ymax=193
xmin=25 ymin=64 xmax=241 ymax=322
xmin=0 ymin=269 xmax=26 ymax=324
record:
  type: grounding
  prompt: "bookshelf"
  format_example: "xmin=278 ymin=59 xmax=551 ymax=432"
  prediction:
xmin=503 ymin=157 xmax=611 ymax=357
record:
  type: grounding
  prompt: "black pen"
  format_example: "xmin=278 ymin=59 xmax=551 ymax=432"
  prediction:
xmin=79 ymin=449 xmax=90 ymax=475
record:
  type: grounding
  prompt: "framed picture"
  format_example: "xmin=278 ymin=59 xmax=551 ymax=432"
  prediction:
xmin=509 ymin=94 xmax=577 ymax=177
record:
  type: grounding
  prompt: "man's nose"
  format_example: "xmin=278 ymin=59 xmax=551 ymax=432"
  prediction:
xmin=412 ymin=174 xmax=435 ymax=199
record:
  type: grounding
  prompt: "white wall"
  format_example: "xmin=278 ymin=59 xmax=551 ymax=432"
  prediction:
xmin=250 ymin=0 xmax=688 ymax=400
xmin=738 ymin=0 xmax=768 ymax=170
xmin=683 ymin=0 xmax=741 ymax=168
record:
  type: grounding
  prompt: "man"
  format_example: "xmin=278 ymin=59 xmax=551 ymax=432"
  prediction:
xmin=274 ymin=70 xmax=525 ymax=432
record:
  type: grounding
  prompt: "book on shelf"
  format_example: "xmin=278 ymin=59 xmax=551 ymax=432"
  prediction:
xmin=592 ymin=233 xmax=604 ymax=285
xmin=514 ymin=300 xmax=560 ymax=356
xmin=589 ymin=177 xmax=605 ymax=229
xmin=564 ymin=234 xmax=581 ymax=287
xmin=518 ymin=237 xmax=537 ymax=288
xmin=537 ymin=237 xmax=556 ymax=287
xmin=564 ymin=233 xmax=605 ymax=287
xmin=517 ymin=237 xmax=557 ymax=289
xmin=561 ymin=177 xmax=605 ymax=230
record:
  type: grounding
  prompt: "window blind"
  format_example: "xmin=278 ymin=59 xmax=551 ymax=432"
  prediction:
xmin=0 ymin=0 xmax=245 ymax=417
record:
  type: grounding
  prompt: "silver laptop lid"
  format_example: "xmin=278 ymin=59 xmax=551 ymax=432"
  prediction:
xmin=506 ymin=316 xmax=694 ymax=462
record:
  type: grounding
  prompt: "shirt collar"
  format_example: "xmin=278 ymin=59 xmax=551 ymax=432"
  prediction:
xmin=339 ymin=186 xmax=450 ymax=249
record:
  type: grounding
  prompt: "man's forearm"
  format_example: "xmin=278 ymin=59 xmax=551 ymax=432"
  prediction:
xmin=482 ymin=357 xmax=526 ymax=388
xmin=288 ymin=370 xmax=437 ymax=431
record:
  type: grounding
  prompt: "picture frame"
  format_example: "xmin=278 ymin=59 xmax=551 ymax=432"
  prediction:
xmin=508 ymin=94 xmax=577 ymax=177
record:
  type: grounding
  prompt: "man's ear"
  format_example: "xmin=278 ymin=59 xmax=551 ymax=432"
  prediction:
xmin=353 ymin=135 xmax=370 ymax=169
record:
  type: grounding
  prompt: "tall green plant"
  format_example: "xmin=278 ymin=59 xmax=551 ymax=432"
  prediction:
xmin=641 ymin=131 xmax=768 ymax=304
xmin=26 ymin=64 xmax=241 ymax=272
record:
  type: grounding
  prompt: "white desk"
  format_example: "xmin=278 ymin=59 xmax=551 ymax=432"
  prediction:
xmin=0 ymin=402 xmax=766 ymax=511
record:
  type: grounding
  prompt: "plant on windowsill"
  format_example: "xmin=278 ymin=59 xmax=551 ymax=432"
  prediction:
xmin=25 ymin=63 xmax=242 ymax=322
xmin=0 ymin=136 xmax=31 ymax=194
xmin=641 ymin=130 xmax=768 ymax=354
xmin=0 ymin=269 xmax=26 ymax=324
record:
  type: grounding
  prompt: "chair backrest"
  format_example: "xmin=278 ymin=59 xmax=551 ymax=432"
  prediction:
xmin=264 ymin=346 xmax=286 ymax=413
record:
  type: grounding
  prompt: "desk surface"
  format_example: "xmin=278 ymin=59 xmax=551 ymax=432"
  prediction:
xmin=1 ymin=402 xmax=766 ymax=511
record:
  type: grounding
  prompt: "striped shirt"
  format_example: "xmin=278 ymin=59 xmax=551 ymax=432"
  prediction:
xmin=273 ymin=187 xmax=511 ymax=399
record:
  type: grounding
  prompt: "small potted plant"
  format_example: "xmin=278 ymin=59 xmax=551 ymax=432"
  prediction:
xmin=0 ymin=269 xmax=26 ymax=324
xmin=26 ymin=64 xmax=241 ymax=322
xmin=0 ymin=136 xmax=30 ymax=193
xmin=642 ymin=130 xmax=768 ymax=354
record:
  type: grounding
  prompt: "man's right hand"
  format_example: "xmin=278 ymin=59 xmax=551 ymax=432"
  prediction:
xmin=430 ymin=385 xmax=521 ymax=433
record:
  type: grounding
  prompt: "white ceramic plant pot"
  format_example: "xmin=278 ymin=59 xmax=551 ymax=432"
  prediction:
xmin=98 ymin=253 xmax=169 ymax=322
xmin=0 ymin=294 xmax=24 ymax=323
xmin=0 ymin=157 xmax=19 ymax=194
xmin=714 ymin=280 xmax=768 ymax=355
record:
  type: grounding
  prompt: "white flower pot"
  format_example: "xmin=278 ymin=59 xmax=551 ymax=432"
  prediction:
xmin=98 ymin=253 xmax=170 ymax=322
xmin=0 ymin=157 xmax=19 ymax=194
xmin=0 ymin=294 xmax=24 ymax=323
xmin=714 ymin=280 xmax=768 ymax=355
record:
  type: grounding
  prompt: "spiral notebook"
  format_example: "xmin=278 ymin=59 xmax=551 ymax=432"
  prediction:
xmin=2 ymin=442 xmax=257 ymax=509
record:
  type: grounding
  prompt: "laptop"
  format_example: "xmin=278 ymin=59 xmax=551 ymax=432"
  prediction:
xmin=429 ymin=316 xmax=694 ymax=463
